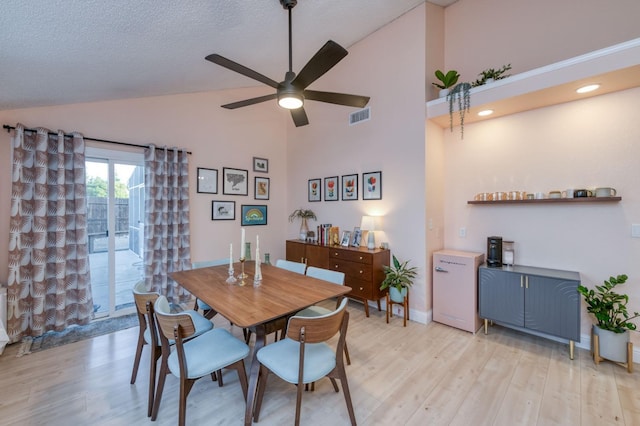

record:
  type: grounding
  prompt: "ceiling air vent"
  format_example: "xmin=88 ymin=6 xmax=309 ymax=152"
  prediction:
xmin=349 ymin=106 xmax=371 ymax=126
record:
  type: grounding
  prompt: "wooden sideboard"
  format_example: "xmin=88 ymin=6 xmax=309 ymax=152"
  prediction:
xmin=286 ymin=240 xmax=390 ymax=317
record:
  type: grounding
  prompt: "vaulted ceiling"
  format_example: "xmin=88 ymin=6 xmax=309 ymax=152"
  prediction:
xmin=0 ymin=1 xmax=457 ymax=111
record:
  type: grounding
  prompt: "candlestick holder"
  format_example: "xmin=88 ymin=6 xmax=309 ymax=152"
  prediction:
xmin=226 ymin=265 xmax=237 ymax=284
xmin=237 ymin=258 xmax=248 ymax=286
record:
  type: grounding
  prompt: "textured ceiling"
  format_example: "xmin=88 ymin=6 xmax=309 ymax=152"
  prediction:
xmin=0 ymin=0 xmax=456 ymax=111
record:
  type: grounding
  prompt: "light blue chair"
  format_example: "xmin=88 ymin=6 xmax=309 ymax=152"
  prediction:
xmin=254 ymin=298 xmax=355 ymax=425
xmin=275 ymin=258 xmax=307 ymax=274
xmin=192 ymin=259 xmax=230 ymax=319
xmin=297 ymin=266 xmax=350 ymax=365
xmin=130 ymin=281 xmax=213 ymax=417
xmin=151 ymin=296 xmax=249 ymax=425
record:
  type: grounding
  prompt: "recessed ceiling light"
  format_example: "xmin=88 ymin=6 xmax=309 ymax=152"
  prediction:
xmin=478 ymin=109 xmax=494 ymax=117
xmin=576 ymin=84 xmax=600 ymax=94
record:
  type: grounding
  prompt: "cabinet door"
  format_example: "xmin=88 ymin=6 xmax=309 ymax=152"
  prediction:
xmin=286 ymin=241 xmax=306 ymax=263
xmin=305 ymin=245 xmax=329 ymax=269
xmin=525 ymin=276 xmax=580 ymax=341
xmin=479 ymin=268 xmax=524 ymax=327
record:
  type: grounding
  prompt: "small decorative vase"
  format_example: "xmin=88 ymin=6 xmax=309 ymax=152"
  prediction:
xmin=389 ymin=286 xmax=407 ymax=303
xmin=244 ymin=242 xmax=251 ymax=261
xmin=264 ymin=253 xmax=271 ymax=265
xmin=299 ymin=218 xmax=309 ymax=241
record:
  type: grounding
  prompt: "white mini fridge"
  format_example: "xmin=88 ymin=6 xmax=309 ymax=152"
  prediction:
xmin=433 ymin=250 xmax=484 ymax=333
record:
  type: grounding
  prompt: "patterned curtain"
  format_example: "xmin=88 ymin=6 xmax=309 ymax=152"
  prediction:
xmin=144 ymin=145 xmax=191 ymax=305
xmin=7 ymin=124 xmax=93 ymax=343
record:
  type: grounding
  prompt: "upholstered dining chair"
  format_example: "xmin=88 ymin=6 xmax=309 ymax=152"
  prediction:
xmin=151 ymin=296 xmax=250 ymax=426
xmin=192 ymin=259 xmax=231 ymax=319
xmin=254 ymin=298 xmax=356 ymax=426
xmin=275 ymin=258 xmax=307 ymax=274
xmin=296 ymin=266 xmax=350 ymax=366
xmin=244 ymin=258 xmax=308 ymax=345
xmin=130 ymin=281 xmax=213 ymax=417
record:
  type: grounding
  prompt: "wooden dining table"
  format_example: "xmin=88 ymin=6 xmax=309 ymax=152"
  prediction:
xmin=170 ymin=261 xmax=351 ymax=425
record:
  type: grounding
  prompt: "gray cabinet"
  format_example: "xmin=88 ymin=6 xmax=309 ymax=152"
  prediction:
xmin=479 ymin=264 xmax=581 ymax=358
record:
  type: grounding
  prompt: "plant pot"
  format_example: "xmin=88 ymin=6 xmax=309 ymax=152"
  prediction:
xmin=593 ymin=324 xmax=630 ymax=363
xmin=299 ymin=217 xmax=309 ymax=241
xmin=389 ymin=286 xmax=407 ymax=303
xmin=439 ymin=88 xmax=449 ymax=98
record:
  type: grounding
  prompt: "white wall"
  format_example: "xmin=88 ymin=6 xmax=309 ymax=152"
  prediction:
xmin=285 ymin=4 xmax=429 ymax=319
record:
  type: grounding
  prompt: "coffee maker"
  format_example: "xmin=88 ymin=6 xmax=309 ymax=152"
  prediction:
xmin=487 ymin=236 xmax=503 ymax=267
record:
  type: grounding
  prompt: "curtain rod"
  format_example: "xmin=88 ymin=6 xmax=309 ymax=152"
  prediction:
xmin=3 ymin=124 xmax=192 ymax=155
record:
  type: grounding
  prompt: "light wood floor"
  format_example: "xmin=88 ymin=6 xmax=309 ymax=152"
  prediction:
xmin=1 ymin=301 xmax=638 ymax=425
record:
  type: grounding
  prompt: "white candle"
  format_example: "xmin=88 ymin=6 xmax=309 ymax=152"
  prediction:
xmin=240 ymin=228 xmax=246 ymax=259
xmin=255 ymin=247 xmax=262 ymax=280
xmin=256 ymin=235 xmax=259 ymax=253
xmin=229 ymin=243 xmax=233 ymax=268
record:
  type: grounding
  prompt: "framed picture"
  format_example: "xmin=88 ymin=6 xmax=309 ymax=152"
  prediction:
xmin=341 ymin=174 xmax=358 ymax=201
xmin=362 ymin=171 xmax=382 ymax=200
xmin=351 ymin=227 xmax=362 ymax=247
xmin=254 ymin=177 xmax=270 ymax=200
xmin=197 ymin=167 xmax=218 ymax=194
xmin=212 ymin=200 xmax=235 ymax=220
xmin=253 ymin=157 xmax=268 ymax=173
xmin=308 ymin=178 xmax=321 ymax=202
xmin=324 ymin=176 xmax=339 ymax=201
xmin=340 ymin=231 xmax=351 ymax=247
xmin=241 ymin=204 xmax=267 ymax=226
xmin=222 ymin=167 xmax=248 ymax=196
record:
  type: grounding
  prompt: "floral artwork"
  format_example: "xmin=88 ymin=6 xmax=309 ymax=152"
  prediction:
xmin=362 ymin=171 xmax=382 ymax=200
xmin=341 ymin=174 xmax=358 ymax=201
xmin=308 ymin=178 xmax=321 ymax=202
xmin=324 ymin=176 xmax=338 ymax=201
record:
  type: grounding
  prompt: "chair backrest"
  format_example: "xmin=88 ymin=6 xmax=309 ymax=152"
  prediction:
xmin=132 ymin=281 xmax=160 ymax=314
xmin=275 ymin=259 xmax=307 ymax=275
xmin=305 ymin=266 xmax=345 ymax=285
xmin=192 ymin=258 xmax=230 ymax=269
xmin=154 ymin=296 xmax=197 ymax=344
xmin=286 ymin=297 xmax=349 ymax=344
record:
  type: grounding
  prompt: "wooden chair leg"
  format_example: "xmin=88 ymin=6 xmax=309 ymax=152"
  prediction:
xmin=295 ymin=375 xmax=305 ymax=426
xmin=178 ymin=378 xmax=196 ymax=426
xmin=130 ymin=330 xmax=146 ymax=384
xmin=344 ymin=341 xmax=351 ymax=365
xmin=338 ymin=368 xmax=357 ymax=425
xmin=147 ymin=346 xmax=161 ymax=417
xmin=254 ymin=366 xmax=269 ymax=423
xmin=151 ymin=354 xmax=169 ymax=421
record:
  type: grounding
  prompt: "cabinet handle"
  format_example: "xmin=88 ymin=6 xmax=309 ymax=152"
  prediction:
xmin=335 ymin=264 xmax=339 ymax=268
xmin=334 ymin=252 xmax=339 ymax=256
xmin=359 ymin=256 xmax=363 ymax=260
xmin=520 ymin=276 xmax=524 ymax=288
xmin=525 ymin=276 xmax=529 ymax=289
xmin=359 ymin=270 xmax=363 ymax=274
xmin=435 ymin=266 xmax=448 ymax=273
xmin=359 ymin=287 xmax=364 ymax=291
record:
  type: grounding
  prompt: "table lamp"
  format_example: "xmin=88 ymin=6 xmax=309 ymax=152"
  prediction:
xmin=360 ymin=215 xmax=376 ymax=250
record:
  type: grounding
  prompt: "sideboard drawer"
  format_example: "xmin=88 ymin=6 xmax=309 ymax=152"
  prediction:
xmin=331 ymin=259 xmax=372 ymax=279
xmin=345 ymin=279 xmax=372 ymax=299
xmin=329 ymin=249 xmax=371 ymax=264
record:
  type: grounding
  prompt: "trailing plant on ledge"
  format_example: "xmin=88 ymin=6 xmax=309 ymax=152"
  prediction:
xmin=447 ymin=82 xmax=472 ymax=138
xmin=472 ymin=64 xmax=512 ymax=87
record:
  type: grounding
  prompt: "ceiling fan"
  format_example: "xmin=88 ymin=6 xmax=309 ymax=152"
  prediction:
xmin=205 ymin=0 xmax=370 ymax=127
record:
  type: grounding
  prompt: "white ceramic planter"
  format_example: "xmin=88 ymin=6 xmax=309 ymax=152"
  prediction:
xmin=593 ymin=324 xmax=630 ymax=363
xmin=438 ymin=88 xmax=449 ymax=98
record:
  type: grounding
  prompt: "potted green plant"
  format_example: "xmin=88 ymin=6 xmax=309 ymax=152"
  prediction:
xmin=432 ymin=69 xmax=460 ymax=98
xmin=447 ymin=82 xmax=472 ymax=139
xmin=471 ymin=63 xmax=512 ymax=87
xmin=288 ymin=208 xmax=317 ymax=241
xmin=577 ymin=274 xmax=639 ymax=365
xmin=380 ymin=255 xmax=418 ymax=303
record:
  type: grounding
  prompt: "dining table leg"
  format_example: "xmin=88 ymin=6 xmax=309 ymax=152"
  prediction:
xmin=245 ymin=323 xmax=266 ymax=425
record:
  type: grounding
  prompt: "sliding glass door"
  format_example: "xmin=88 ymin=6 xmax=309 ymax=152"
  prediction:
xmin=86 ymin=147 xmax=144 ymax=318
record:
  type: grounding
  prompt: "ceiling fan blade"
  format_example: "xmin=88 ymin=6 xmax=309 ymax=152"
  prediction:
xmin=206 ymin=54 xmax=279 ymax=89
xmin=290 ymin=107 xmax=309 ymax=127
xmin=292 ymin=40 xmax=348 ymax=90
xmin=221 ymin=93 xmax=278 ymax=109
xmin=304 ymin=90 xmax=370 ymax=108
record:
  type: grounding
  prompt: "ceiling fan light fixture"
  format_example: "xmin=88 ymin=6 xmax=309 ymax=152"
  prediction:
xmin=278 ymin=92 xmax=303 ymax=109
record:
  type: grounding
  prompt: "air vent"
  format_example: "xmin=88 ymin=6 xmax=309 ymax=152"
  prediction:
xmin=349 ymin=107 xmax=371 ymax=125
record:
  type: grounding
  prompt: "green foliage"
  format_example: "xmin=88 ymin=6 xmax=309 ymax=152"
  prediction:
xmin=471 ymin=64 xmax=512 ymax=87
xmin=288 ymin=208 xmax=317 ymax=222
xmin=432 ymin=69 xmax=460 ymax=90
xmin=447 ymin=82 xmax=472 ymax=139
xmin=577 ymin=274 xmax=640 ymax=333
xmin=86 ymin=175 xmax=130 ymax=198
xmin=380 ymin=255 xmax=418 ymax=292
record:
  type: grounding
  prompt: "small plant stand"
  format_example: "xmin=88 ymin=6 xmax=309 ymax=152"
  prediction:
xmin=591 ymin=328 xmax=634 ymax=373
xmin=386 ymin=288 xmax=409 ymax=327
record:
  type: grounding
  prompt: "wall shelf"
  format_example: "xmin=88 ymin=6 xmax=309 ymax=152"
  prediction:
xmin=468 ymin=197 xmax=621 ymax=205
xmin=426 ymin=38 xmax=640 ymax=128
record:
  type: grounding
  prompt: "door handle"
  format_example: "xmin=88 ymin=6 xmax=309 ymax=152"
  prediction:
xmin=435 ymin=266 xmax=448 ymax=272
